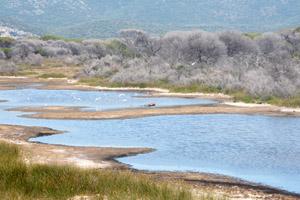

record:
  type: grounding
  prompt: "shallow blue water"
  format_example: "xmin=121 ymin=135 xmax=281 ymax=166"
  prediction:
xmin=0 ymin=89 xmax=299 ymax=193
xmin=0 ymin=89 xmax=214 ymax=110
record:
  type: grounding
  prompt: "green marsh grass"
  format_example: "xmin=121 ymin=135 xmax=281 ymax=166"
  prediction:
xmin=0 ymin=142 xmax=192 ymax=200
xmin=38 ymin=73 xmax=67 ymax=79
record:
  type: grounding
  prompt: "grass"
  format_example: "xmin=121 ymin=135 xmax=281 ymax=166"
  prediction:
xmin=0 ymin=142 xmax=193 ymax=200
xmin=229 ymin=91 xmax=259 ymax=104
xmin=40 ymin=35 xmax=82 ymax=42
xmin=38 ymin=73 xmax=67 ymax=79
xmin=79 ymin=77 xmax=300 ymax=107
xmin=229 ymin=90 xmax=300 ymax=107
xmin=266 ymin=95 xmax=300 ymax=107
xmin=169 ymin=84 xmax=222 ymax=94
xmin=79 ymin=78 xmax=222 ymax=93
xmin=16 ymin=71 xmax=39 ymax=76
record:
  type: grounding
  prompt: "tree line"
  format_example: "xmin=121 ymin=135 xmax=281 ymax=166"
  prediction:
xmin=1 ymin=27 xmax=300 ymax=98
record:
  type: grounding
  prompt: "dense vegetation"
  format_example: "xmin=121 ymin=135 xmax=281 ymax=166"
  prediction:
xmin=0 ymin=27 xmax=300 ymax=106
xmin=0 ymin=142 xmax=192 ymax=200
xmin=1 ymin=0 xmax=300 ymax=38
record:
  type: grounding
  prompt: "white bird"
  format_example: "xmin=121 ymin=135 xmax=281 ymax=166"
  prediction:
xmin=95 ymin=97 xmax=102 ymax=102
xmin=72 ymin=95 xmax=81 ymax=101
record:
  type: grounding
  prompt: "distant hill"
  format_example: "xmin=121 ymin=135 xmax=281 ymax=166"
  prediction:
xmin=1 ymin=0 xmax=300 ymax=38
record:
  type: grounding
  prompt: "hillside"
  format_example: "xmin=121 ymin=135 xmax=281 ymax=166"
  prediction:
xmin=1 ymin=0 xmax=300 ymax=38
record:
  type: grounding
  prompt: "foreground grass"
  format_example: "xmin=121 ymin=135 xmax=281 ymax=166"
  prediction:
xmin=0 ymin=142 xmax=192 ymax=200
xmin=79 ymin=77 xmax=300 ymax=107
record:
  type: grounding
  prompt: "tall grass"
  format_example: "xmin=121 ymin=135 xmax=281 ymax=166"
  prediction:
xmin=0 ymin=142 xmax=192 ymax=200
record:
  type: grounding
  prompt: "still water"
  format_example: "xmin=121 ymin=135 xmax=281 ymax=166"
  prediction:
xmin=0 ymin=89 xmax=299 ymax=193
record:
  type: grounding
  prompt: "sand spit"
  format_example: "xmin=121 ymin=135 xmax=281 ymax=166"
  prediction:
xmin=0 ymin=124 xmax=152 ymax=169
xmin=0 ymin=124 xmax=299 ymax=200
xmin=8 ymin=103 xmax=300 ymax=121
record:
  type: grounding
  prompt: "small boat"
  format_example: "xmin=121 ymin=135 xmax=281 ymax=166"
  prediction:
xmin=146 ymin=103 xmax=156 ymax=107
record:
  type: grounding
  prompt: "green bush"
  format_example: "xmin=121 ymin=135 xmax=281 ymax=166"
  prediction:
xmin=0 ymin=48 xmax=12 ymax=58
xmin=293 ymin=52 xmax=300 ymax=60
xmin=34 ymin=48 xmax=48 ymax=56
xmin=106 ymin=39 xmax=136 ymax=58
xmin=0 ymin=37 xmax=15 ymax=48
xmin=243 ymin=32 xmax=261 ymax=39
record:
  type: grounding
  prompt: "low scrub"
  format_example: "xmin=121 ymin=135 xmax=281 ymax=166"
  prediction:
xmin=0 ymin=142 xmax=192 ymax=200
xmin=0 ymin=37 xmax=15 ymax=48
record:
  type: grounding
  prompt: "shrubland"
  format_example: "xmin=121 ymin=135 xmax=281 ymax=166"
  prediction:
xmin=1 ymin=27 xmax=300 ymax=106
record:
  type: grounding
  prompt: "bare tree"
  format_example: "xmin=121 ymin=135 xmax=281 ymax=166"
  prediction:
xmin=119 ymin=29 xmax=161 ymax=58
xmin=181 ymin=31 xmax=227 ymax=65
xmin=219 ymin=31 xmax=258 ymax=56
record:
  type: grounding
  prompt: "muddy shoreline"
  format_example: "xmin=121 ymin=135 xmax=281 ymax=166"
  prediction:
xmin=8 ymin=103 xmax=300 ymax=121
xmin=0 ymin=76 xmax=300 ymax=199
xmin=0 ymin=124 xmax=152 ymax=169
xmin=1 ymin=124 xmax=299 ymax=199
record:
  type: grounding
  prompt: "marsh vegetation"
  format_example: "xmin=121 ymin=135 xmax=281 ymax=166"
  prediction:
xmin=0 ymin=142 xmax=193 ymax=200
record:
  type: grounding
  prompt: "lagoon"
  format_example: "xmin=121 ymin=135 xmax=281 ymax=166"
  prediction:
xmin=0 ymin=89 xmax=299 ymax=193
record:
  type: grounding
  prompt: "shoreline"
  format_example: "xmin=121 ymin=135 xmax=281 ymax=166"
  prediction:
xmin=0 ymin=123 xmax=299 ymax=199
xmin=8 ymin=103 xmax=300 ymax=121
xmin=0 ymin=124 xmax=152 ymax=169
xmin=1 ymin=76 xmax=300 ymax=199
xmin=1 ymin=76 xmax=300 ymax=113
